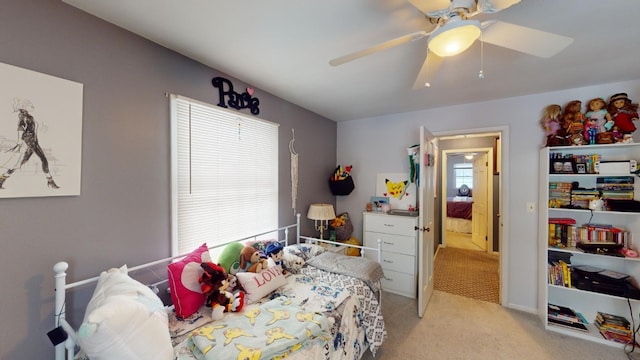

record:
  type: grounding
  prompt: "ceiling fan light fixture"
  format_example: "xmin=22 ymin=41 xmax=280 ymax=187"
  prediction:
xmin=428 ymin=19 xmax=481 ymax=57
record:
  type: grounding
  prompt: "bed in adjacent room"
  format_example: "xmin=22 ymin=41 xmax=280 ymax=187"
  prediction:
xmin=53 ymin=215 xmax=386 ymax=360
xmin=446 ymin=195 xmax=473 ymax=234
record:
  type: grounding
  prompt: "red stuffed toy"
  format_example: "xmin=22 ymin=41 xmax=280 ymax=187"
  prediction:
xmin=199 ymin=262 xmax=245 ymax=320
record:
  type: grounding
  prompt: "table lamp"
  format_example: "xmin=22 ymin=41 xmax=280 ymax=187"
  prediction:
xmin=307 ymin=203 xmax=335 ymax=240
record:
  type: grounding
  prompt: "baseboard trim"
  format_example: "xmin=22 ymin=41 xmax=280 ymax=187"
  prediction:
xmin=506 ymin=302 xmax=537 ymax=314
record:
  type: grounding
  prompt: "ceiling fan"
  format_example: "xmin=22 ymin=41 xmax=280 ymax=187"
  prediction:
xmin=329 ymin=0 xmax=573 ymax=89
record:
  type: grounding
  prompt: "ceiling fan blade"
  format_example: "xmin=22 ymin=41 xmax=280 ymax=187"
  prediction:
xmin=329 ymin=30 xmax=429 ymax=66
xmin=477 ymin=0 xmax=521 ymax=13
xmin=480 ymin=20 xmax=573 ymax=58
xmin=407 ymin=0 xmax=452 ymax=15
xmin=412 ymin=51 xmax=443 ymax=90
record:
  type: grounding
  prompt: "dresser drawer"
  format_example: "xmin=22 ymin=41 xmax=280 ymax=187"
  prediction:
xmin=381 ymin=269 xmax=416 ymax=298
xmin=379 ymin=251 xmax=415 ymax=274
xmin=363 ymin=213 xmax=417 ymax=237
xmin=364 ymin=231 xmax=416 ymax=256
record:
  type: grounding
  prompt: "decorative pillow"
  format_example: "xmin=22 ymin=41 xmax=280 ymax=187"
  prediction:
xmin=218 ymin=242 xmax=244 ymax=275
xmin=236 ymin=265 xmax=287 ymax=304
xmin=284 ymin=243 xmax=325 ymax=261
xmin=167 ymin=243 xmax=211 ymax=318
xmin=78 ymin=266 xmax=173 ymax=360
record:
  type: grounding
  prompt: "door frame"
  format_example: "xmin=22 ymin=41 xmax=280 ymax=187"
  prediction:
xmin=434 ymin=126 xmax=509 ymax=306
xmin=441 ymin=147 xmax=493 ymax=253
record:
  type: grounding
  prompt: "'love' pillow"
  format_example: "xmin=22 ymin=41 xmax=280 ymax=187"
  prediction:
xmin=236 ymin=265 xmax=286 ymax=304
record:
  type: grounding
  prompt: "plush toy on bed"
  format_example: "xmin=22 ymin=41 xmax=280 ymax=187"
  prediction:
xmin=239 ymin=245 xmax=268 ymax=273
xmin=199 ymin=262 xmax=245 ymax=320
xmin=265 ymin=242 xmax=286 ymax=273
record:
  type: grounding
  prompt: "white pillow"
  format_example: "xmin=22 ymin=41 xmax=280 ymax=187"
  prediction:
xmin=236 ymin=265 xmax=287 ymax=304
xmin=284 ymin=243 xmax=325 ymax=261
xmin=77 ymin=266 xmax=173 ymax=360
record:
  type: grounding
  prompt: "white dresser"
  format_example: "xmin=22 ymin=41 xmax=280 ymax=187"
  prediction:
xmin=363 ymin=212 xmax=418 ymax=298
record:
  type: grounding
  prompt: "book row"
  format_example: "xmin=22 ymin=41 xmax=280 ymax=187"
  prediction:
xmin=548 ymin=220 xmax=631 ymax=248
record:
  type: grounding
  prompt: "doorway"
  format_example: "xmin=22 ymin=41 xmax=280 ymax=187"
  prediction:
xmin=433 ymin=128 xmax=507 ymax=305
xmin=441 ymin=148 xmax=493 ymax=253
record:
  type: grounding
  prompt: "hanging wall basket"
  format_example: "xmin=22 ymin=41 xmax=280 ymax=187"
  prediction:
xmin=329 ymin=176 xmax=355 ymax=196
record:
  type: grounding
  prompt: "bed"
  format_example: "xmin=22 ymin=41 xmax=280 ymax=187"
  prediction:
xmin=446 ymin=196 xmax=473 ymax=234
xmin=52 ymin=214 xmax=386 ymax=360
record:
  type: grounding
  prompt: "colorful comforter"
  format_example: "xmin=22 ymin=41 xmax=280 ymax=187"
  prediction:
xmin=186 ymin=296 xmax=330 ymax=360
xmin=174 ymin=259 xmax=386 ymax=359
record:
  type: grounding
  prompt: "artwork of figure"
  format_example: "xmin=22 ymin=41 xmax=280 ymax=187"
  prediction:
xmin=0 ymin=99 xmax=59 ymax=189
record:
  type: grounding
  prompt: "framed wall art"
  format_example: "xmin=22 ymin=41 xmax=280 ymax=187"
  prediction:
xmin=0 ymin=62 xmax=83 ymax=198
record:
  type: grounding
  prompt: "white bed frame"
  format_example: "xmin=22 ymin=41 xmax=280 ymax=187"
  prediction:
xmin=53 ymin=213 xmax=382 ymax=360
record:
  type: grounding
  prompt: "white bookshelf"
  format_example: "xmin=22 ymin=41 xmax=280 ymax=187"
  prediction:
xmin=538 ymin=143 xmax=640 ymax=348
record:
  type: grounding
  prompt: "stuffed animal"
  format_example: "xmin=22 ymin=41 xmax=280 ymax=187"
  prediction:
xmin=265 ymin=242 xmax=286 ymax=273
xmin=239 ymin=245 xmax=268 ymax=273
xmin=199 ymin=262 xmax=245 ymax=320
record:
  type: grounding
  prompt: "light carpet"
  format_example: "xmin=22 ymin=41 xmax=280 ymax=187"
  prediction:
xmin=362 ymin=290 xmax=635 ymax=360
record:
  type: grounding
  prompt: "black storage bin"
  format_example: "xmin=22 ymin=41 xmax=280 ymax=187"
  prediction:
xmin=329 ymin=176 xmax=355 ymax=196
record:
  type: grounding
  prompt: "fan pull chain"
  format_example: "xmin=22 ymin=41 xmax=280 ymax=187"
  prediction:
xmin=478 ymin=31 xmax=485 ymax=79
xmin=425 ymin=48 xmax=432 ymax=88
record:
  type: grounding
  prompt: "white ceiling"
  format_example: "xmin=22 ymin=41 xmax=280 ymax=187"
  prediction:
xmin=62 ymin=0 xmax=640 ymax=122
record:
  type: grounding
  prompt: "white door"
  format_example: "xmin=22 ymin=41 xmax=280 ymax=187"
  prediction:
xmin=418 ymin=126 xmax=437 ymax=317
xmin=471 ymin=153 xmax=489 ymax=251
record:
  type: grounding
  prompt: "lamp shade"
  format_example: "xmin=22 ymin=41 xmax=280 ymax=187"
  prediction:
xmin=428 ymin=19 xmax=481 ymax=57
xmin=307 ymin=204 xmax=336 ymax=221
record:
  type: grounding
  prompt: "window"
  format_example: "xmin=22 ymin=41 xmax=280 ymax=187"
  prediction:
xmin=454 ymin=163 xmax=473 ymax=190
xmin=170 ymin=95 xmax=279 ymax=256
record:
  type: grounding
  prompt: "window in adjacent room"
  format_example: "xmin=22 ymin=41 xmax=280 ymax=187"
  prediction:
xmin=170 ymin=95 xmax=279 ymax=256
xmin=454 ymin=162 xmax=473 ymax=190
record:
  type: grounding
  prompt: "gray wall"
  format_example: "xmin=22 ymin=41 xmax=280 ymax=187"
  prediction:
xmin=0 ymin=1 xmax=336 ymax=358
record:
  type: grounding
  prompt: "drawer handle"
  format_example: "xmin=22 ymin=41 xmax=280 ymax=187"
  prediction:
xmin=383 ymin=241 xmax=394 ymax=245
xmin=383 ymin=224 xmax=395 ymax=227
xmin=383 ymin=259 xmax=393 ymax=263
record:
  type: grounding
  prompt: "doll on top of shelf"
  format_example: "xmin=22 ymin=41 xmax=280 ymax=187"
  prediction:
xmin=562 ymin=100 xmax=586 ymax=146
xmin=540 ymin=104 xmax=567 ymax=146
xmin=585 ymin=97 xmax=612 ymax=133
xmin=608 ymin=93 xmax=639 ymax=135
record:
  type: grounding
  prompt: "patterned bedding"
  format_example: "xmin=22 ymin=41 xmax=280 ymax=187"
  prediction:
xmin=174 ymin=262 xmax=386 ymax=360
xmin=186 ymin=296 xmax=330 ymax=359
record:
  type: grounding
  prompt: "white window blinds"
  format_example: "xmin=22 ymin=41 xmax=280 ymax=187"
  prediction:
xmin=171 ymin=95 xmax=279 ymax=256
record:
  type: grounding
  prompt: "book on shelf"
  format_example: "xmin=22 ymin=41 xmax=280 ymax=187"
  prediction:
xmin=548 ymin=260 xmax=572 ymax=288
xmin=547 ymin=303 xmax=588 ymax=332
xmin=595 ymin=311 xmax=633 ymax=344
xmin=595 ymin=311 xmax=631 ymax=328
xmin=572 ymin=223 xmax=631 ymax=247
xmin=548 ymin=318 xmax=589 ymax=333
xmin=548 ymin=220 xmax=578 ymax=247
